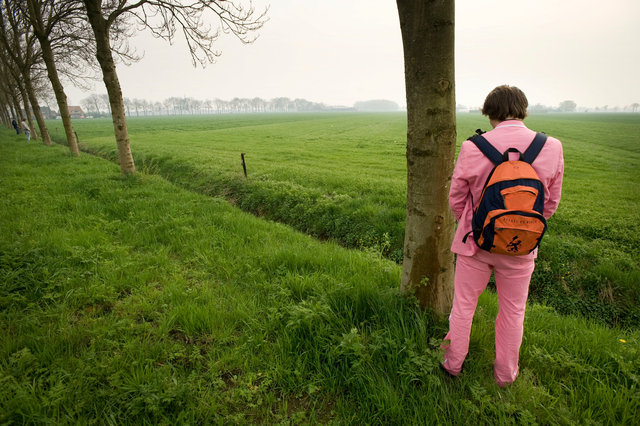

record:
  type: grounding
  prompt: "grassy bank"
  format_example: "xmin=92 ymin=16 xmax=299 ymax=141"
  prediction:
xmin=1 ymin=131 xmax=638 ymax=424
xmin=49 ymin=113 xmax=640 ymax=328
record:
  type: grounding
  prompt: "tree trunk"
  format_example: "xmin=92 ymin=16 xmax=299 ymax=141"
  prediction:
xmin=9 ymin=101 xmax=16 ymax=122
xmin=0 ymin=91 xmax=10 ymax=125
xmin=19 ymin=84 xmax=38 ymax=139
xmin=0 ymin=97 xmax=9 ymax=126
xmin=11 ymin=95 xmax=21 ymax=123
xmin=27 ymin=0 xmax=79 ymax=155
xmin=92 ymin=98 xmax=100 ymax=116
xmin=23 ymin=69 xmax=52 ymax=146
xmin=83 ymin=0 xmax=136 ymax=175
xmin=397 ymin=0 xmax=457 ymax=315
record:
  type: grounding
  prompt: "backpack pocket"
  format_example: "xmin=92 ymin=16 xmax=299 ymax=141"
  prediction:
xmin=477 ymin=210 xmax=547 ymax=256
xmin=500 ymin=186 xmax=539 ymax=210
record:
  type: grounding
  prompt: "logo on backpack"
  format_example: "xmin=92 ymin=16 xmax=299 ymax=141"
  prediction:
xmin=463 ymin=131 xmax=548 ymax=256
xmin=506 ymin=235 xmax=522 ymax=253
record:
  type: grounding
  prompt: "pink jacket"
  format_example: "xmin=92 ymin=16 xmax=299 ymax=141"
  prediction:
xmin=449 ymin=120 xmax=564 ymax=258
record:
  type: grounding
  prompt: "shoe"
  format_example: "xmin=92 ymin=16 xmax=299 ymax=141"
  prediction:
xmin=494 ymin=367 xmax=518 ymax=387
xmin=440 ymin=363 xmax=458 ymax=378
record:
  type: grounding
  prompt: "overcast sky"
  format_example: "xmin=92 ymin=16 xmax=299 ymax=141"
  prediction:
xmin=65 ymin=0 xmax=640 ymax=109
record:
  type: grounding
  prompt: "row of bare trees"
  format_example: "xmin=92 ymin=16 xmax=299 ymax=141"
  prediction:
xmin=79 ymin=95 xmax=331 ymax=117
xmin=0 ymin=0 xmax=104 ymax=154
xmin=1 ymin=0 xmax=267 ymax=174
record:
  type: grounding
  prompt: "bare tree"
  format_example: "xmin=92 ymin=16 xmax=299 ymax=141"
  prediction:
xmin=162 ymin=97 xmax=174 ymax=115
xmin=213 ymin=98 xmax=226 ymax=114
xmin=123 ymin=96 xmax=132 ymax=116
xmin=132 ymin=98 xmax=144 ymax=116
xmin=80 ymin=92 xmax=101 ymax=115
xmin=191 ymin=98 xmax=203 ymax=114
xmin=558 ymin=100 xmax=577 ymax=113
xmin=97 ymin=93 xmax=111 ymax=114
xmin=397 ymin=0 xmax=456 ymax=315
xmin=81 ymin=0 xmax=267 ymax=175
xmin=251 ymin=96 xmax=264 ymax=112
xmin=202 ymin=98 xmax=212 ymax=114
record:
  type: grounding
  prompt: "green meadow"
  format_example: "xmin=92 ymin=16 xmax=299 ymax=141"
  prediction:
xmin=1 ymin=113 xmax=638 ymax=423
xmin=51 ymin=112 xmax=640 ymax=328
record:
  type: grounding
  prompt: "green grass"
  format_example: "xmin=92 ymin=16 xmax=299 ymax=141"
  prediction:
xmin=1 ymin=129 xmax=639 ymax=424
xmin=48 ymin=112 xmax=640 ymax=328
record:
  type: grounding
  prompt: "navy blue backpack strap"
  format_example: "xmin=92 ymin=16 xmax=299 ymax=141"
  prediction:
xmin=469 ymin=134 xmax=503 ymax=166
xmin=522 ymin=132 xmax=547 ymax=164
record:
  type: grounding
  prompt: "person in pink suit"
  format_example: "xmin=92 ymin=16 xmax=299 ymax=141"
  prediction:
xmin=441 ymin=85 xmax=564 ymax=387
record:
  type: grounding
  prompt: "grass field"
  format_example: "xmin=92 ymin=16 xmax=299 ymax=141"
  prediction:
xmin=1 ymin=129 xmax=638 ymax=424
xmin=47 ymin=112 xmax=640 ymax=328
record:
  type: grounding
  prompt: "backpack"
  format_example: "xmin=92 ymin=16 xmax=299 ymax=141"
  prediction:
xmin=463 ymin=130 xmax=548 ymax=256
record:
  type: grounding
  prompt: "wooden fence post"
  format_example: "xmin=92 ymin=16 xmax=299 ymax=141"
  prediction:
xmin=241 ymin=153 xmax=247 ymax=178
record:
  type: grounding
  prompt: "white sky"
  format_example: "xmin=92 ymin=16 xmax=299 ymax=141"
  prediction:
xmin=65 ymin=0 xmax=640 ymax=109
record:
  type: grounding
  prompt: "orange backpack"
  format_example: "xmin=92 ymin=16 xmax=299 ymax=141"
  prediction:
xmin=463 ymin=131 xmax=548 ymax=256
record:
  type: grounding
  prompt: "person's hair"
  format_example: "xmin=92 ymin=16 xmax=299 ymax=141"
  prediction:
xmin=481 ymin=85 xmax=528 ymax=121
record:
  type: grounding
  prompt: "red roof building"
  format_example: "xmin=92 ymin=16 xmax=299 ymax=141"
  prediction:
xmin=68 ymin=106 xmax=85 ymax=119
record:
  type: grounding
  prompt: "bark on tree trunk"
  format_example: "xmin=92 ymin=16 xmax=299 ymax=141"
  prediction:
xmin=0 ymin=99 xmax=9 ymax=125
xmin=40 ymin=41 xmax=79 ymax=153
xmin=27 ymin=0 xmax=79 ymax=155
xmin=397 ymin=0 xmax=457 ymax=315
xmin=11 ymin=95 xmax=21 ymax=122
xmin=0 ymin=92 xmax=10 ymax=125
xmin=83 ymin=0 xmax=136 ymax=175
xmin=23 ymin=69 xmax=52 ymax=146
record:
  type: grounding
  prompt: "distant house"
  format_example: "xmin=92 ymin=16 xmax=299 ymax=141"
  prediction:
xmin=39 ymin=106 xmax=58 ymax=119
xmin=68 ymin=106 xmax=85 ymax=119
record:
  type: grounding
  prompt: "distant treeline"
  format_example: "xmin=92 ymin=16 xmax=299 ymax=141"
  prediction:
xmin=457 ymin=100 xmax=640 ymax=114
xmin=77 ymin=95 xmax=402 ymax=117
xmin=67 ymin=95 xmax=639 ymax=117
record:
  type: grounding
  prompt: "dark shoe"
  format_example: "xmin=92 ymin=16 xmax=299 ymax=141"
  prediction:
xmin=440 ymin=363 xmax=458 ymax=379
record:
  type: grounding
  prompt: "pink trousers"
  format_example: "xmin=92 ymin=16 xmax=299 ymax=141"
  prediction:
xmin=442 ymin=250 xmax=535 ymax=386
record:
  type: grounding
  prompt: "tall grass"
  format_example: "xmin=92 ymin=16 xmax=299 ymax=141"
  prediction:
xmin=1 ymin=130 xmax=638 ymax=424
xmin=50 ymin=113 xmax=640 ymax=328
